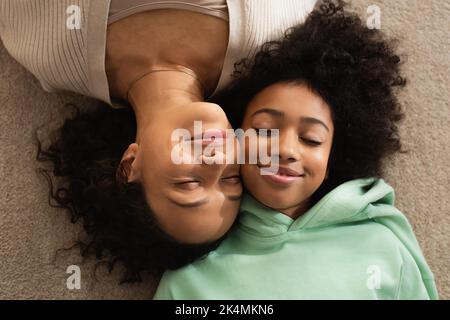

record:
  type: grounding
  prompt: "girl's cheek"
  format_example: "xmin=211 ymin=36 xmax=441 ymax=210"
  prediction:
xmin=307 ymin=149 xmax=330 ymax=174
xmin=243 ymin=137 xmax=270 ymax=164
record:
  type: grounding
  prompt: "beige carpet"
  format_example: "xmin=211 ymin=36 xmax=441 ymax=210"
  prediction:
xmin=1 ymin=0 xmax=449 ymax=299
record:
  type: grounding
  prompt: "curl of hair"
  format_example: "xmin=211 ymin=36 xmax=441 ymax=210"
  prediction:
xmin=36 ymin=104 xmax=229 ymax=284
xmin=213 ymin=0 xmax=406 ymax=203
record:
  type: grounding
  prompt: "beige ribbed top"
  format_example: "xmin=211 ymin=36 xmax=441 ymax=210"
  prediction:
xmin=0 ymin=0 xmax=317 ymax=108
xmin=108 ymin=0 xmax=229 ymax=24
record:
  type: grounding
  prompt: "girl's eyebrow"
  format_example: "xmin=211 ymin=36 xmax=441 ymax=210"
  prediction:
xmin=299 ymin=117 xmax=330 ymax=132
xmin=251 ymin=108 xmax=330 ymax=132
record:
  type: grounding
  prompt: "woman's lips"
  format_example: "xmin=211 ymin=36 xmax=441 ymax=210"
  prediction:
xmin=191 ymin=129 xmax=227 ymax=140
xmin=190 ymin=129 xmax=227 ymax=146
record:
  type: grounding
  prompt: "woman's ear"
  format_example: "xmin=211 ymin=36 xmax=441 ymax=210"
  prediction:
xmin=117 ymin=143 xmax=140 ymax=183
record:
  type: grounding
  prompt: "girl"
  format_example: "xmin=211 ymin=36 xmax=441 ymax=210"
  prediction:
xmin=153 ymin=0 xmax=438 ymax=299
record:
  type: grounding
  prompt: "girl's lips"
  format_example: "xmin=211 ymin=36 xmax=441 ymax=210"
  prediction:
xmin=262 ymin=173 xmax=302 ymax=185
xmin=259 ymin=165 xmax=304 ymax=186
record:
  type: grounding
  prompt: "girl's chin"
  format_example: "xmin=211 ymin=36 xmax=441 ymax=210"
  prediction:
xmin=256 ymin=194 xmax=301 ymax=210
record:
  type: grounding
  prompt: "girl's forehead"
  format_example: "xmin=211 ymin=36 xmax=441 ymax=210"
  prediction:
xmin=245 ymin=83 xmax=333 ymax=124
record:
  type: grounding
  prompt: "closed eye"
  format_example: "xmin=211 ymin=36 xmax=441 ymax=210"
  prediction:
xmin=176 ymin=180 xmax=200 ymax=190
xmin=301 ymin=138 xmax=322 ymax=146
xmin=221 ymin=175 xmax=241 ymax=184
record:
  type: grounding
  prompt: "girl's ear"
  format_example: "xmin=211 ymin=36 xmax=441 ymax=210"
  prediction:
xmin=325 ymin=168 xmax=329 ymax=180
xmin=117 ymin=143 xmax=139 ymax=183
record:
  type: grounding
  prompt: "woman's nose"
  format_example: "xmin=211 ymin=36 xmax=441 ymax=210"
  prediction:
xmin=199 ymin=134 xmax=239 ymax=166
xmin=200 ymin=150 xmax=225 ymax=165
xmin=278 ymin=130 xmax=301 ymax=162
xmin=197 ymin=152 xmax=228 ymax=184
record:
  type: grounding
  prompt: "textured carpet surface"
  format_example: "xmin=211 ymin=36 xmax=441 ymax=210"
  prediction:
xmin=0 ymin=0 xmax=449 ymax=299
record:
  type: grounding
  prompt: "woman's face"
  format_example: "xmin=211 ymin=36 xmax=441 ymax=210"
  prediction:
xmin=124 ymin=102 xmax=242 ymax=244
xmin=240 ymin=82 xmax=334 ymax=217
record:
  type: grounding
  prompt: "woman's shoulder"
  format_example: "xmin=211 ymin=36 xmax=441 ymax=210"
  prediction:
xmin=0 ymin=0 xmax=112 ymax=104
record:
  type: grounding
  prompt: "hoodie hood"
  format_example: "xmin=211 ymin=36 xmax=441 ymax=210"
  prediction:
xmin=238 ymin=178 xmax=393 ymax=237
xmin=157 ymin=178 xmax=438 ymax=300
xmin=235 ymin=178 xmax=438 ymax=299
xmin=155 ymin=178 xmax=438 ymax=300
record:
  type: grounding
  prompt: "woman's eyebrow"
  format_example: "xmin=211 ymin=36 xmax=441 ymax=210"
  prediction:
xmin=168 ymin=194 xmax=240 ymax=208
xmin=167 ymin=197 xmax=210 ymax=208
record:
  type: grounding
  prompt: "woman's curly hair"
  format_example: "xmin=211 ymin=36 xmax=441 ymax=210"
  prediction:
xmin=36 ymin=104 xmax=229 ymax=284
xmin=213 ymin=0 xmax=406 ymax=204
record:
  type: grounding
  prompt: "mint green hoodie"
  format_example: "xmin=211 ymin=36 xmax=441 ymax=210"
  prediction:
xmin=153 ymin=178 xmax=438 ymax=299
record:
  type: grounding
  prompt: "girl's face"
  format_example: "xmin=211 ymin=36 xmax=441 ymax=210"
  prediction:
xmin=241 ymin=82 xmax=334 ymax=218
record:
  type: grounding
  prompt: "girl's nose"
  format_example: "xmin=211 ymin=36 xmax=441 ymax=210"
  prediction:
xmin=278 ymin=130 xmax=301 ymax=162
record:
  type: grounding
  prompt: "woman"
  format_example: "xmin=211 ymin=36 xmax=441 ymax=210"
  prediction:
xmin=0 ymin=0 xmax=317 ymax=282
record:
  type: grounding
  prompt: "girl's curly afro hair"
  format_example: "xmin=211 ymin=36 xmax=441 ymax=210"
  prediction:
xmin=213 ymin=0 xmax=406 ymax=204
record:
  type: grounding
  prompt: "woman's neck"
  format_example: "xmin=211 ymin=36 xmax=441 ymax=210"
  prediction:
xmin=127 ymin=68 xmax=204 ymax=143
